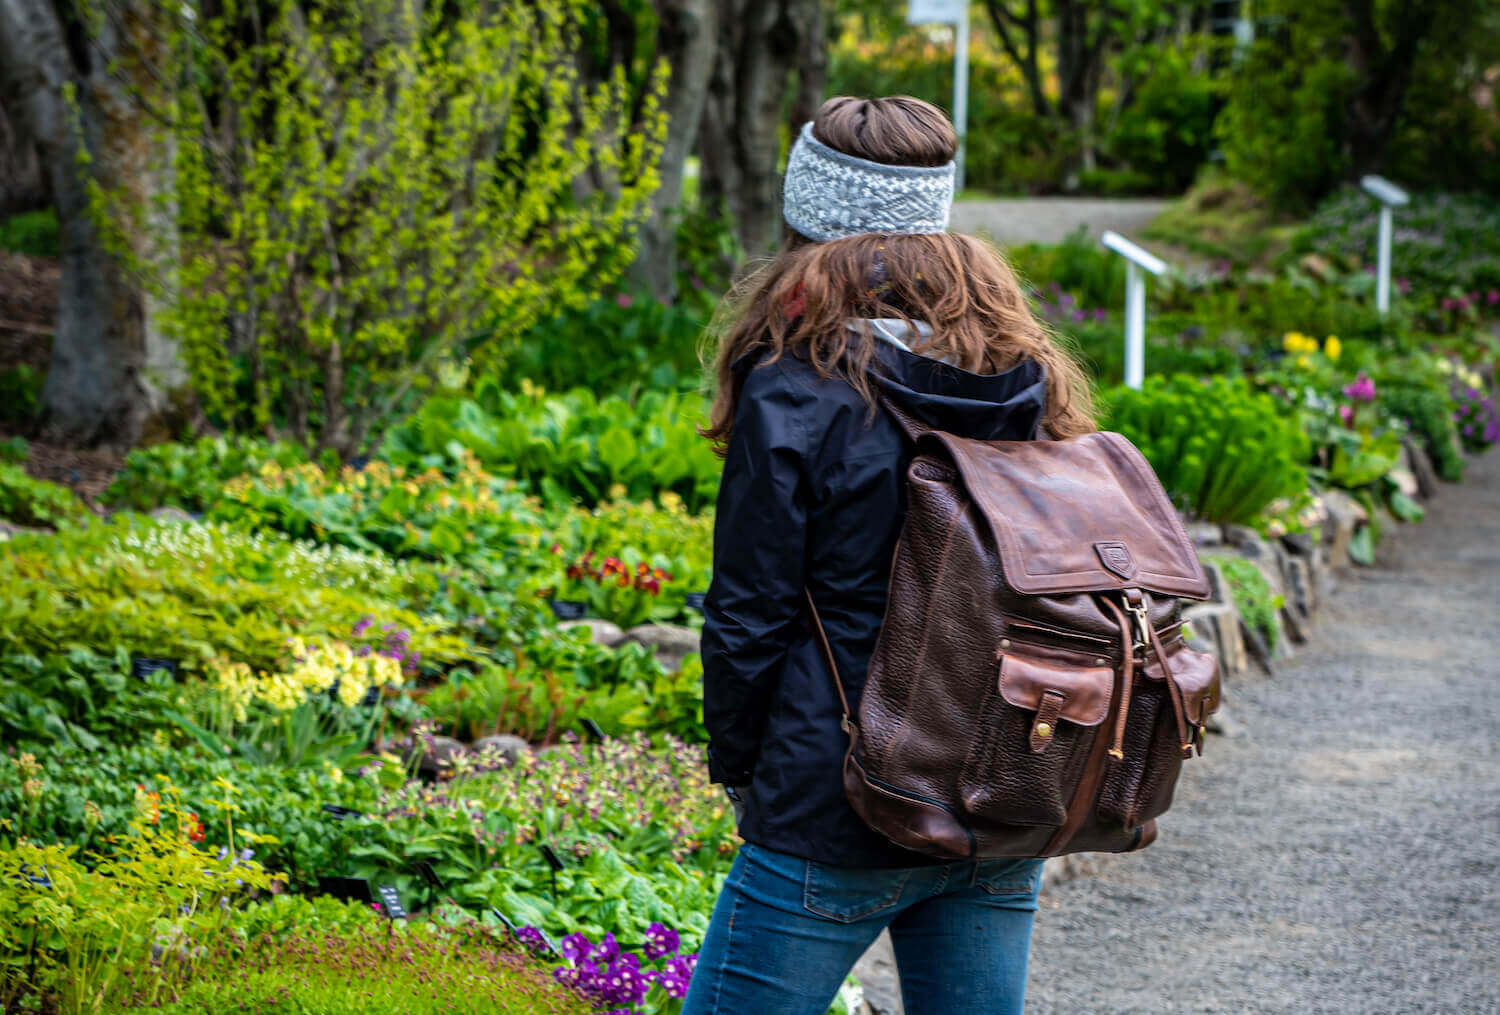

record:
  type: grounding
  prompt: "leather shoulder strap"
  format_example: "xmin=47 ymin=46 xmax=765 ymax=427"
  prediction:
xmin=876 ymin=392 xmax=930 ymax=444
xmin=802 ymin=587 xmax=857 ymax=736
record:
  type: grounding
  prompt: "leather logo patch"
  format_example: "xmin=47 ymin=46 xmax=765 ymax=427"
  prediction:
xmin=1095 ymin=541 xmax=1137 ymax=580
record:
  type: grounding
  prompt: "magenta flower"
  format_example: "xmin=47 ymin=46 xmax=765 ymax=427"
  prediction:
xmin=1343 ymin=373 xmax=1377 ymax=403
xmin=1488 ymin=289 xmax=1499 ymax=305
xmin=615 ymin=292 xmax=635 ymax=309
xmin=1338 ymin=404 xmax=1355 ymax=426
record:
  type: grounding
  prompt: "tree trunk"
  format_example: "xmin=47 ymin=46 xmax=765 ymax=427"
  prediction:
xmin=0 ymin=0 xmax=179 ymax=447
xmin=0 ymin=103 xmax=48 ymax=217
xmin=697 ymin=0 xmax=824 ymax=259
xmin=631 ymin=0 xmax=720 ymax=303
xmin=1342 ymin=0 xmax=1432 ymax=178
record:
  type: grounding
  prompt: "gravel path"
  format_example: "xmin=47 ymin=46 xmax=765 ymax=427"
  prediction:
xmin=949 ymin=197 xmax=1169 ymax=248
xmin=1026 ymin=450 xmax=1500 ymax=1014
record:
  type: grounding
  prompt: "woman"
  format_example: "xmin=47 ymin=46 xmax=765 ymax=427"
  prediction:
xmin=687 ymin=95 xmax=1096 ymax=1015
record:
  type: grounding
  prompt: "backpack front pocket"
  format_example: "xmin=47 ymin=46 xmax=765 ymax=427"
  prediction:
xmin=1097 ymin=646 xmax=1219 ymax=828
xmin=956 ymin=653 xmax=1115 ymax=828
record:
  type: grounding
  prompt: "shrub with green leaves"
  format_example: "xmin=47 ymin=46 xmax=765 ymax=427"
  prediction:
xmin=1380 ymin=384 xmax=1466 ymax=483
xmin=380 ymin=382 xmax=722 ymax=512
xmin=0 ymin=464 xmax=87 ymax=529
xmin=93 ymin=0 xmax=667 ymax=454
xmin=103 ymin=436 xmax=310 ymax=512
xmin=1103 ymin=376 xmax=1310 ymax=525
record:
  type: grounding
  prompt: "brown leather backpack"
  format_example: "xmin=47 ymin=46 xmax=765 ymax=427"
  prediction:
xmin=805 ymin=403 xmax=1220 ymax=859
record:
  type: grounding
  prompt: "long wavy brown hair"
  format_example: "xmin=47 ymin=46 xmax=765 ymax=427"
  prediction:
xmin=701 ymin=95 xmax=1096 ymax=452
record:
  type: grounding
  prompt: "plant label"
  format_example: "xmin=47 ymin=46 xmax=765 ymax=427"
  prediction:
xmin=130 ymin=657 xmax=178 ymax=680
xmin=376 ymin=884 xmax=407 ymax=920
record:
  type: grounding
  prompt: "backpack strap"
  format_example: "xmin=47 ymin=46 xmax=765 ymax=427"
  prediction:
xmin=876 ymin=393 xmax=929 ymax=444
xmin=803 ymin=587 xmax=858 ymax=737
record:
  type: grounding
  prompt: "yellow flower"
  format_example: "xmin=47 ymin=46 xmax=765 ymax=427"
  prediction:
xmin=1323 ymin=335 xmax=1341 ymax=360
xmin=608 ymin=482 xmax=627 ymax=500
xmin=1296 ymin=355 xmax=1312 ymax=370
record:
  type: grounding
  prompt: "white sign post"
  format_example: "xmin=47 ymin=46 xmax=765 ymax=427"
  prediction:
xmin=1359 ymin=174 xmax=1409 ymax=315
xmin=908 ymin=0 xmax=970 ymax=192
xmin=1100 ymin=231 xmax=1168 ymax=390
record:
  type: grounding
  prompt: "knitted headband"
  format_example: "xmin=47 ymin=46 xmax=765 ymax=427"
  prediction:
xmin=782 ymin=122 xmax=956 ymax=243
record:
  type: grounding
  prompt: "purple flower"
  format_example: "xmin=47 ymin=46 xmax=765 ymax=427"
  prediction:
xmin=616 ymin=292 xmax=635 ymax=309
xmin=643 ymin=922 xmax=680 ymax=960
xmin=1397 ymin=277 xmax=1411 ymax=294
xmin=353 ymin=615 xmax=373 ymax=637
xmin=1488 ymin=289 xmax=1499 ymax=305
xmin=600 ymin=958 xmax=649 ymax=1005
xmin=1093 ymin=308 xmax=1107 ymax=321
xmin=588 ymin=932 xmax=620 ymax=965
xmin=1342 ymin=373 xmax=1377 ymax=403
xmin=516 ymin=925 xmax=549 ymax=954
xmin=1338 ymin=404 xmax=1354 ymax=426
xmin=559 ymin=932 xmax=591 ymax=964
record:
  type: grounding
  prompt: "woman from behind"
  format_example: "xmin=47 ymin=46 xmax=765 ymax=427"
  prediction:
xmin=689 ymin=94 xmax=1096 ymax=1015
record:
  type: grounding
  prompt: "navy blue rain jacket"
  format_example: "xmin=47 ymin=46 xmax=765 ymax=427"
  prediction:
xmin=701 ymin=335 xmax=1047 ymax=867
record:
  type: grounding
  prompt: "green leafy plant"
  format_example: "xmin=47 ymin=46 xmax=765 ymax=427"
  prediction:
xmin=90 ymin=0 xmax=668 ymax=455
xmin=1103 ymin=376 xmax=1310 ymax=525
xmin=0 ymin=788 xmax=273 ymax=1015
xmin=103 ymin=436 xmax=310 ymax=513
xmin=1204 ymin=555 xmax=1284 ymax=652
xmin=0 ymin=464 xmax=87 ymax=529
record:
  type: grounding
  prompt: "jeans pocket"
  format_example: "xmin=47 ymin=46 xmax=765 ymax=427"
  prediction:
xmin=802 ymin=861 xmax=913 ymax=924
xmin=975 ymin=857 xmax=1043 ymax=896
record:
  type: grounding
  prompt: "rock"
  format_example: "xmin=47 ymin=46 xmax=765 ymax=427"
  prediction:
xmin=398 ymin=735 xmax=467 ymax=781
xmin=1182 ymin=602 xmax=1249 ymax=680
xmin=1183 ymin=520 xmax=1224 ymax=547
xmin=471 ymin=734 xmax=529 ymax=767
xmin=1238 ymin=616 xmax=1277 ymax=677
xmin=557 ymin=618 xmax=626 ymax=647
xmin=852 ymin=932 xmax=902 ymax=1015
xmin=1401 ymin=437 xmax=1441 ymax=500
xmin=0 ymin=520 xmax=47 ymax=540
xmin=1198 ymin=558 xmax=1232 ymax=605
xmin=1279 ymin=602 xmax=1309 ymax=645
xmin=149 ymin=506 xmax=195 ymax=524
xmin=1276 ymin=547 xmax=1316 ymax=622
xmin=1280 ymin=531 xmax=1316 ymax=557
xmin=621 ymin=623 xmax=700 ymax=672
xmin=1319 ymin=490 xmax=1369 ymax=569
xmin=1206 ymin=697 xmax=1246 ymax=738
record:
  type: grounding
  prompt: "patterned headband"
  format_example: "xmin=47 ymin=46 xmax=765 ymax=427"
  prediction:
xmin=782 ymin=122 xmax=956 ymax=243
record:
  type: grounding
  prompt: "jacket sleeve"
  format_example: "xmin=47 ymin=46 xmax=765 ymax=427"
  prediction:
xmin=700 ymin=361 xmax=811 ymax=787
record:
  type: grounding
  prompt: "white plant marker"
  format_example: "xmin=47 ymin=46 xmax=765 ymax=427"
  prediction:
xmin=1360 ymin=174 xmax=1409 ymax=315
xmin=908 ymin=0 xmax=970 ymax=192
xmin=1101 ymin=231 xmax=1168 ymax=390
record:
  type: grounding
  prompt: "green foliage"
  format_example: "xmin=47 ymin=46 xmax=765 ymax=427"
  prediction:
xmin=103 ymin=436 xmax=310 ymax=512
xmin=1216 ymin=15 xmax=1352 ymax=212
xmin=0 ymin=209 xmax=60 ymax=257
xmin=1143 ymin=176 xmax=1297 ymax=267
xmin=0 ymin=794 xmax=272 ymax=1015
xmin=1103 ymin=376 xmax=1310 ymax=525
xmin=1295 ymin=189 xmax=1500 ymax=301
xmin=381 ymin=383 xmax=722 ymax=512
xmin=0 ymin=436 xmax=28 ymax=465
xmin=0 ymin=464 xmax=87 ymax=529
xmin=141 ymin=921 xmax=589 ymax=1014
xmin=1204 ymin=555 xmax=1284 ymax=652
xmin=1106 ymin=37 xmax=1221 ymax=194
xmin=501 ymin=290 xmax=709 ymax=396
xmin=0 ymin=517 xmax=475 ymax=680
xmin=1380 ymin=385 xmax=1466 ymax=483
xmin=1006 ymin=228 xmax=1125 ymax=311
xmin=0 ymin=744 xmax=376 ymax=889
xmin=1217 ymin=0 xmax=1500 ymax=210
xmin=0 ymin=365 xmax=43 ymax=427
xmin=92 ymin=0 xmax=667 ymax=455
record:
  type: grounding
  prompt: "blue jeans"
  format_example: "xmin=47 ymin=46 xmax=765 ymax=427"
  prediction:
xmin=682 ymin=842 xmax=1045 ymax=1015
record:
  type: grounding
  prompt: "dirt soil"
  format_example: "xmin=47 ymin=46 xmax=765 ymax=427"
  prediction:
xmin=1026 ymin=448 xmax=1500 ymax=1014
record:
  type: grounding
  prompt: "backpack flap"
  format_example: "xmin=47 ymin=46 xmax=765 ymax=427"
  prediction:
xmin=932 ymin=430 xmax=1211 ymax=600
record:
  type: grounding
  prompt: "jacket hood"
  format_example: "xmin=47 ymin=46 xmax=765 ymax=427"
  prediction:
xmin=863 ymin=321 xmax=1047 ymax=442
